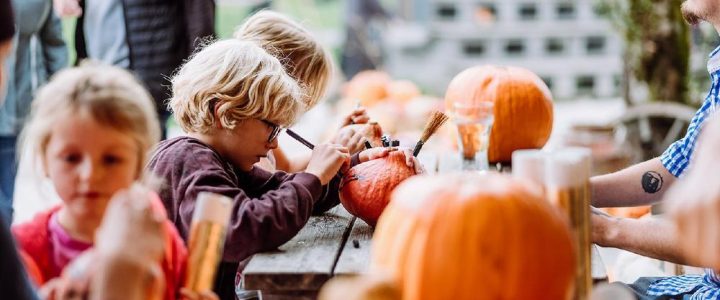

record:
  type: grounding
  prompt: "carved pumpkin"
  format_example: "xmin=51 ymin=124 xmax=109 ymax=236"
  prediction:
xmin=445 ymin=65 xmax=554 ymax=163
xmin=343 ymin=71 xmax=391 ymax=107
xmin=372 ymin=173 xmax=575 ymax=300
xmin=340 ymin=151 xmax=416 ymax=226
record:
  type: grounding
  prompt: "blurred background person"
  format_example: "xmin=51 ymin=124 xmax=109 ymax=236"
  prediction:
xmin=0 ymin=0 xmax=67 ymax=224
xmin=340 ymin=0 xmax=392 ymax=80
xmin=53 ymin=0 xmax=216 ymax=138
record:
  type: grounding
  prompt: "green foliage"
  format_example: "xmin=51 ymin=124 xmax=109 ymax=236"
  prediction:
xmin=596 ymin=0 xmax=690 ymax=104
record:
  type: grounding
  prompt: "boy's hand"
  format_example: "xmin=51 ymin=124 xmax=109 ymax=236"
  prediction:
xmin=306 ymin=144 xmax=351 ymax=185
xmin=341 ymin=106 xmax=370 ymax=127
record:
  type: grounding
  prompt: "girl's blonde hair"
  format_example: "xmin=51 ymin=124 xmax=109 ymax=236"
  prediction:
xmin=169 ymin=39 xmax=304 ymax=133
xmin=22 ymin=62 xmax=160 ymax=175
xmin=234 ymin=10 xmax=333 ymax=109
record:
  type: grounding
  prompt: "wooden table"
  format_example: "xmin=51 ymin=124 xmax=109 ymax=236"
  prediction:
xmin=242 ymin=205 xmax=608 ymax=300
xmin=242 ymin=206 xmax=371 ymax=299
xmin=244 ymin=150 xmax=611 ymax=298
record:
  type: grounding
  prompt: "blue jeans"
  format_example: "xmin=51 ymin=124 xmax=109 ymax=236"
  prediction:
xmin=0 ymin=136 xmax=17 ymax=225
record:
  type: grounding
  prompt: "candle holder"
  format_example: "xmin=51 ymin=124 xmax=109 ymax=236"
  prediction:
xmin=451 ymin=101 xmax=494 ymax=171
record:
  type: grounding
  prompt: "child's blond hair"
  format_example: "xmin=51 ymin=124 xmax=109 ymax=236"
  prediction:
xmin=169 ymin=39 xmax=304 ymax=133
xmin=22 ymin=62 xmax=160 ymax=175
xmin=234 ymin=10 xmax=333 ymax=109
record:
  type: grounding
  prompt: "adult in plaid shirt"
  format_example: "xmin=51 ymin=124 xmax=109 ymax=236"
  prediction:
xmin=590 ymin=1 xmax=720 ymax=298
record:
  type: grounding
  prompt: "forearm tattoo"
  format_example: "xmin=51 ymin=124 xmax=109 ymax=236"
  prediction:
xmin=641 ymin=171 xmax=663 ymax=194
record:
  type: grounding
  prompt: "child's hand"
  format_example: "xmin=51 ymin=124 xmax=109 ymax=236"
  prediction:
xmin=180 ymin=288 xmax=220 ymax=300
xmin=359 ymin=147 xmax=426 ymax=174
xmin=331 ymin=124 xmax=371 ymax=155
xmin=39 ymin=277 xmax=89 ymax=300
xmin=53 ymin=0 xmax=83 ymax=17
xmin=94 ymin=185 xmax=165 ymax=264
xmin=341 ymin=106 xmax=370 ymax=127
xmin=306 ymin=144 xmax=351 ymax=185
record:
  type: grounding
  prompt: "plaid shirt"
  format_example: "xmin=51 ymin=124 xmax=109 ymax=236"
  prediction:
xmin=660 ymin=46 xmax=720 ymax=177
xmin=648 ymin=46 xmax=720 ymax=299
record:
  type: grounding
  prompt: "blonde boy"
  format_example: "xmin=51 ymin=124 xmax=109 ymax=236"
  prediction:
xmin=235 ymin=11 xmax=371 ymax=172
xmin=148 ymin=39 xmax=396 ymax=299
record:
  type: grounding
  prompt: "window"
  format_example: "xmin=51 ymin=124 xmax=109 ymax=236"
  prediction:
xmin=545 ymin=38 xmax=565 ymax=55
xmin=556 ymin=2 xmax=576 ymax=19
xmin=475 ymin=3 xmax=497 ymax=23
xmin=614 ymin=74 xmax=623 ymax=96
xmin=586 ymin=36 xmax=606 ymax=54
xmin=464 ymin=41 xmax=487 ymax=56
xmin=505 ymin=40 xmax=525 ymax=56
xmin=518 ymin=3 xmax=537 ymax=20
xmin=437 ymin=4 xmax=457 ymax=20
xmin=576 ymin=76 xmax=596 ymax=96
xmin=540 ymin=76 xmax=554 ymax=91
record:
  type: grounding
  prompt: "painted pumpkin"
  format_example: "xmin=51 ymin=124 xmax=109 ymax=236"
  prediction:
xmin=445 ymin=65 xmax=554 ymax=163
xmin=340 ymin=151 xmax=416 ymax=226
xmin=343 ymin=71 xmax=391 ymax=107
xmin=372 ymin=173 xmax=575 ymax=300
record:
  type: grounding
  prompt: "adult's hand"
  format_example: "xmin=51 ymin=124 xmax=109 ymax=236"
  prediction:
xmin=666 ymin=115 xmax=720 ymax=269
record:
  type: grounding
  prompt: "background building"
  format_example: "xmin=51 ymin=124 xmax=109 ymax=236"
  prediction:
xmin=384 ymin=0 xmax=624 ymax=100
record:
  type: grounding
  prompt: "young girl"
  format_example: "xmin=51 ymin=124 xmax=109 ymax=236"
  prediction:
xmin=148 ymin=38 xmax=413 ymax=299
xmin=12 ymin=63 xmax=188 ymax=300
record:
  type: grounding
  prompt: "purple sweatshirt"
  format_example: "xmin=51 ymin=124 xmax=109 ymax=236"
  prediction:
xmin=147 ymin=137 xmax=354 ymax=297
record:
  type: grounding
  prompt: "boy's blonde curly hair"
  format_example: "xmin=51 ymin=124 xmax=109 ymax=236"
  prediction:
xmin=169 ymin=39 xmax=305 ymax=133
xmin=234 ymin=10 xmax=333 ymax=109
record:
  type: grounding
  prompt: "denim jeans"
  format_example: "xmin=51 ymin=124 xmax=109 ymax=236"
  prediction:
xmin=0 ymin=135 xmax=17 ymax=225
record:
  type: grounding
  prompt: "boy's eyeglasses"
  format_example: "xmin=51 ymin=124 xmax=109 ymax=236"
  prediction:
xmin=261 ymin=120 xmax=283 ymax=143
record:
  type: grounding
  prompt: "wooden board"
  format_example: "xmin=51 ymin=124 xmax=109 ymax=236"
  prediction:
xmin=242 ymin=206 xmax=355 ymax=292
xmin=334 ymin=218 xmax=374 ymax=276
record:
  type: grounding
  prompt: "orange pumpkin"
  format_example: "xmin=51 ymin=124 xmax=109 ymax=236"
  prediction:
xmin=343 ymin=71 xmax=391 ymax=107
xmin=444 ymin=65 xmax=554 ymax=163
xmin=372 ymin=173 xmax=575 ymax=300
xmin=603 ymin=206 xmax=651 ymax=219
xmin=386 ymin=80 xmax=421 ymax=104
xmin=340 ymin=151 xmax=416 ymax=226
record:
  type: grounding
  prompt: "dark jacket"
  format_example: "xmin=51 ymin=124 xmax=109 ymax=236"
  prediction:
xmin=147 ymin=136 xmax=353 ymax=299
xmin=75 ymin=0 xmax=215 ymax=112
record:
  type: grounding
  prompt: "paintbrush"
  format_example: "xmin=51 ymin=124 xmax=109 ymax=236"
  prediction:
xmin=412 ymin=111 xmax=449 ymax=157
xmin=286 ymin=128 xmax=315 ymax=150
